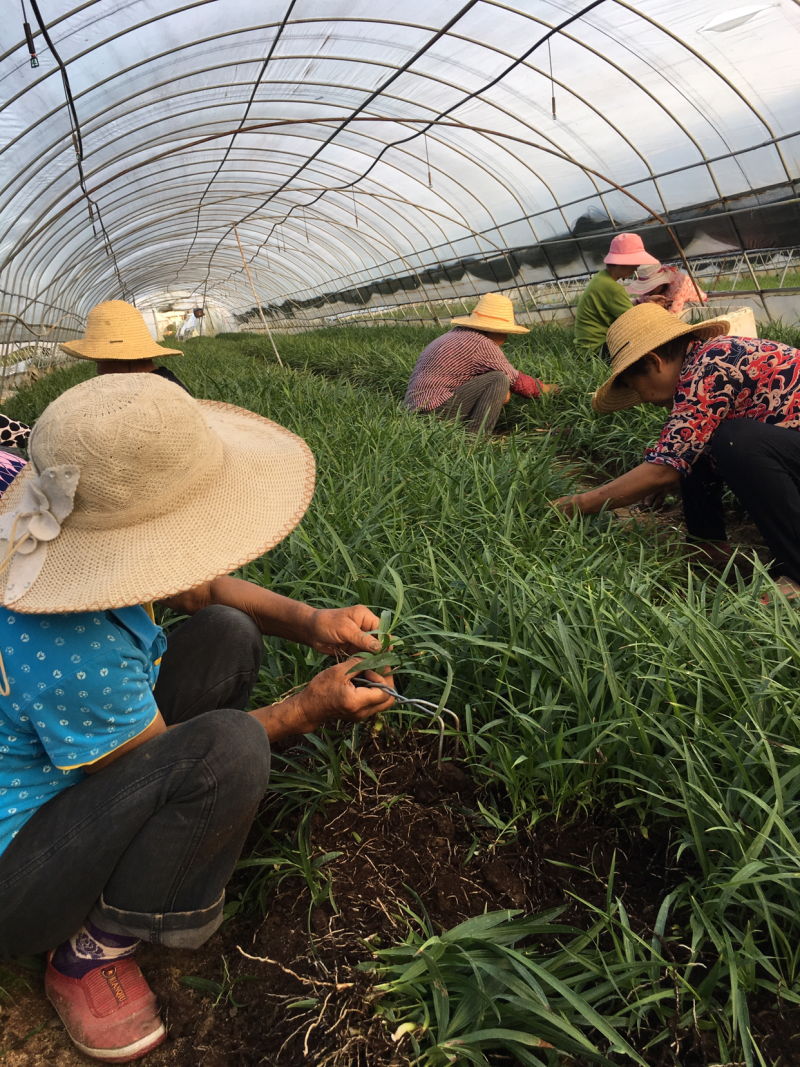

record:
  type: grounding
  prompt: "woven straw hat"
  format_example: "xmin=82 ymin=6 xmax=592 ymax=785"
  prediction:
xmin=450 ymin=292 xmax=529 ymax=335
xmin=0 ymin=374 xmax=315 ymax=613
xmin=592 ymin=304 xmax=730 ymax=414
xmin=60 ymin=300 xmax=182 ymax=361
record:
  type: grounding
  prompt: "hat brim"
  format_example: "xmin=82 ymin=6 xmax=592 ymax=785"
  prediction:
xmin=0 ymin=401 xmax=315 ymax=614
xmin=625 ymin=273 xmax=672 ymax=295
xmin=592 ymin=319 xmax=730 ymax=415
xmin=450 ymin=316 xmax=529 ymax=335
xmin=604 ymin=251 xmax=660 ymax=266
xmin=60 ymin=339 xmax=182 ymax=361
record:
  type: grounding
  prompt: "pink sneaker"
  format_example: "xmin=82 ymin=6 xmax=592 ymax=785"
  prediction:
xmin=45 ymin=953 xmax=166 ymax=1062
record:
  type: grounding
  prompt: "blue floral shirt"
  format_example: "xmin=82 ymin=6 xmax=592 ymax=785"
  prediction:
xmin=0 ymin=606 xmax=166 ymax=858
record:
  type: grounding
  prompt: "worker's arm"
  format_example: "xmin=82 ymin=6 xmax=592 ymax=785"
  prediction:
xmin=553 ymin=461 xmax=679 ymax=517
xmin=85 ymin=659 xmax=394 ymax=772
xmin=160 ymin=576 xmax=382 ymax=656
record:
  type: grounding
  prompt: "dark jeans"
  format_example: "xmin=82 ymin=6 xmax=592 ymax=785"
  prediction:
xmin=681 ymin=419 xmax=800 ymax=582
xmin=0 ymin=605 xmax=268 ymax=956
xmin=432 ymin=371 xmax=510 ymax=436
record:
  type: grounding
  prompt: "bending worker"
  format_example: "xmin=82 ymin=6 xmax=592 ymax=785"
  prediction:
xmin=61 ymin=300 xmax=191 ymax=393
xmin=404 ymin=292 xmax=557 ymax=436
xmin=0 ymin=374 xmax=394 ymax=1062
xmin=625 ymin=261 xmax=707 ymax=317
xmin=574 ymin=233 xmax=661 ymax=357
xmin=555 ymin=303 xmax=800 ymax=600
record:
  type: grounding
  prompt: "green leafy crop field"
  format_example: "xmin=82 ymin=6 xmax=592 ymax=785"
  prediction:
xmin=4 ymin=321 xmax=800 ymax=1066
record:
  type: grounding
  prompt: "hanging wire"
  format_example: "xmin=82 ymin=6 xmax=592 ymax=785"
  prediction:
xmin=27 ymin=0 xmax=131 ymax=301
xmin=20 ymin=0 xmax=38 ymax=67
xmin=425 ymin=133 xmax=433 ymax=188
xmin=548 ymin=39 xmax=556 ymax=118
xmin=352 ymin=189 xmax=358 ymax=228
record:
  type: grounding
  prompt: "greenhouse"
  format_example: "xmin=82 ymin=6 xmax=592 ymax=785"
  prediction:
xmin=2 ymin=2 xmax=800 ymax=1066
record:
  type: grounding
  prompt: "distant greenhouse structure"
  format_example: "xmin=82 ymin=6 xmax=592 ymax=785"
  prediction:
xmin=2 ymin=0 xmax=800 ymax=346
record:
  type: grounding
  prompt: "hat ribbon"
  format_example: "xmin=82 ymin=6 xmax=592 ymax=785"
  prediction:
xmin=0 ymin=465 xmax=80 ymax=613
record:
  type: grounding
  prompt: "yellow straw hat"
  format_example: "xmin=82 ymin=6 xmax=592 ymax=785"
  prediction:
xmin=0 ymin=374 xmax=315 ymax=613
xmin=60 ymin=300 xmax=182 ymax=361
xmin=592 ymin=304 xmax=730 ymax=414
xmin=450 ymin=292 xmax=529 ymax=335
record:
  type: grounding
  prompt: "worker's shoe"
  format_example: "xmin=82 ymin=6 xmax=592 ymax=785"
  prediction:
xmin=45 ymin=953 xmax=165 ymax=1062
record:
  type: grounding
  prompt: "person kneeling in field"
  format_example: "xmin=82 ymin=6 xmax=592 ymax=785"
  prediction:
xmin=573 ymin=233 xmax=662 ymax=358
xmin=0 ymin=374 xmax=394 ymax=1062
xmin=554 ymin=303 xmax=800 ymax=600
xmin=403 ymin=292 xmax=558 ymax=436
xmin=61 ymin=300 xmax=192 ymax=393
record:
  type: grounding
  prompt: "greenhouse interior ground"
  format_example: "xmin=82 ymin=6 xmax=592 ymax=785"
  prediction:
xmin=3 ymin=2 xmax=800 ymax=1066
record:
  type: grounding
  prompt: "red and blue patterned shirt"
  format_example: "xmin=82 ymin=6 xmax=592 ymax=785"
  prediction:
xmin=404 ymin=327 xmax=542 ymax=412
xmin=646 ymin=335 xmax=800 ymax=474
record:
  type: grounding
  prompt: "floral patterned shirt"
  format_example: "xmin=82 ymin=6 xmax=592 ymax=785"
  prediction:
xmin=645 ymin=336 xmax=800 ymax=474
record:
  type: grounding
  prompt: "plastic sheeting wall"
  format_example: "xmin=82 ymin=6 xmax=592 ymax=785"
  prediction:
xmin=1 ymin=0 xmax=799 ymax=339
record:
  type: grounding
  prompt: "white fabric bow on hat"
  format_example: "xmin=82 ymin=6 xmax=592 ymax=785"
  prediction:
xmin=0 ymin=466 xmax=80 ymax=605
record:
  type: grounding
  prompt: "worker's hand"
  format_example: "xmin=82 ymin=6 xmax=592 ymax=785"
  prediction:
xmin=268 ymin=659 xmax=395 ymax=739
xmin=540 ymin=383 xmax=560 ymax=396
xmin=306 ymin=605 xmax=383 ymax=656
xmin=504 ymin=390 xmax=511 ymax=404
xmin=636 ymin=489 xmax=668 ymax=511
xmin=644 ymin=294 xmax=669 ymax=308
xmin=551 ymin=494 xmax=580 ymax=517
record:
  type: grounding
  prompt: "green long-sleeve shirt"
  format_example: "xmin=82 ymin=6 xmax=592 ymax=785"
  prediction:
xmin=574 ymin=269 xmax=632 ymax=354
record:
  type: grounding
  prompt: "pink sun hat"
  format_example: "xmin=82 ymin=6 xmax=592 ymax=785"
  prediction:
xmin=604 ymin=233 xmax=659 ymax=266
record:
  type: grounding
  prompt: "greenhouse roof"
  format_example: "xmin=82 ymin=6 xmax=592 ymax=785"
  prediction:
xmin=1 ymin=0 xmax=799 ymax=326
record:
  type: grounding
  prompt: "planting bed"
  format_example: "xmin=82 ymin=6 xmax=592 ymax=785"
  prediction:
xmin=3 ymin=321 xmax=800 ymax=1066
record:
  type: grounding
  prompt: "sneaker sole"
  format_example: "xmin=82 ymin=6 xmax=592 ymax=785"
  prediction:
xmin=70 ymin=1023 xmax=166 ymax=1063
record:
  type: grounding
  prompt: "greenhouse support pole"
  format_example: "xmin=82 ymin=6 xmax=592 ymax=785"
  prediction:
xmin=233 ymin=224 xmax=284 ymax=367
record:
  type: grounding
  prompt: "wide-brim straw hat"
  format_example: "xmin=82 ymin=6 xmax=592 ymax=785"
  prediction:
xmin=0 ymin=374 xmax=315 ymax=613
xmin=60 ymin=300 xmax=182 ymax=361
xmin=450 ymin=292 xmax=529 ymax=335
xmin=592 ymin=304 xmax=730 ymax=414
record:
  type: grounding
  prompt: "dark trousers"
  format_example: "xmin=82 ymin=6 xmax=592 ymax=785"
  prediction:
xmin=681 ymin=419 xmax=800 ymax=582
xmin=432 ymin=371 xmax=510 ymax=436
xmin=0 ymin=605 xmax=268 ymax=956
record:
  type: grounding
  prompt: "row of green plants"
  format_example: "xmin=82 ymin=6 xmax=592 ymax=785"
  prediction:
xmin=6 ymin=322 xmax=800 ymax=1065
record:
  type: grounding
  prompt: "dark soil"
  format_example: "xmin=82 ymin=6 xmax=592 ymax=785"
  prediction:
xmin=1 ymin=734 xmax=797 ymax=1066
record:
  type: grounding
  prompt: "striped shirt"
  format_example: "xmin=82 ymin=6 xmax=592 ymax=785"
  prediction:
xmin=403 ymin=328 xmax=541 ymax=412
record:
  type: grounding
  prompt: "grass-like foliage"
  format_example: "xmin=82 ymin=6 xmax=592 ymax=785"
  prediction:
xmin=5 ymin=320 xmax=800 ymax=1064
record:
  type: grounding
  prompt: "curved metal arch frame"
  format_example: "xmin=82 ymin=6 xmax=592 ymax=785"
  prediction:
xmin=1 ymin=1 xmax=798 ymax=320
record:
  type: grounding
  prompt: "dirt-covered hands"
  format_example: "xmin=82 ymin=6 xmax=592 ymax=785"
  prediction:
xmin=305 ymin=605 xmax=383 ymax=656
xmin=252 ymin=659 xmax=395 ymax=742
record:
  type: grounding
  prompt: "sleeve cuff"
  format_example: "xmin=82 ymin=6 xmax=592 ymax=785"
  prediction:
xmin=645 ymin=451 xmax=689 ymax=475
xmin=511 ymin=372 xmax=542 ymax=399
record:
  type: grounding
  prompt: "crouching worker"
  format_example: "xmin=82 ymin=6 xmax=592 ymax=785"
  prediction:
xmin=574 ymin=233 xmax=660 ymax=358
xmin=403 ymin=293 xmax=558 ymax=436
xmin=0 ymin=374 xmax=394 ymax=1061
xmin=554 ymin=304 xmax=800 ymax=599
xmin=61 ymin=300 xmax=191 ymax=393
